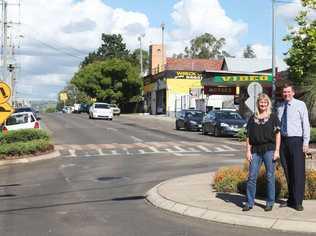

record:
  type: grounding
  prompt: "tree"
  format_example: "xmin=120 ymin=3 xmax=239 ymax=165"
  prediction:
xmin=183 ymin=33 xmax=232 ymax=59
xmin=284 ymin=0 xmax=316 ymax=121
xmin=72 ymin=59 xmax=142 ymax=105
xmin=243 ymin=44 xmax=256 ymax=58
xmin=284 ymin=2 xmax=316 ymax=84
xmin=129 ymin=48 xmax=149 ymax=74
xmin=80 ymin=34 xmax=130 ymax=68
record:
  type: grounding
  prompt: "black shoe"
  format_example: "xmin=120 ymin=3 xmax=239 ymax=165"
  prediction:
xmin=264 ymin=205 xmax=273 ymax=212
xmin=242 ymin=205 xmax=253 ymax=211
xmin=294 ymin=205 xmax=304 ymax=211
xmin=279 ymin=201 xmax=293 ymax=208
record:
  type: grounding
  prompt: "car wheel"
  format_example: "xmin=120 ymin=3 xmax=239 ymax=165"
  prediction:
xmin=176 ymin=122 xmax=180 ymax=130
xmin=202 ymin=126 xmax=208 ymax=135
xmin=214 ymin=127 xmax=221 ymax=137
xmin=109 ymin=118 xmax=113 ymax=121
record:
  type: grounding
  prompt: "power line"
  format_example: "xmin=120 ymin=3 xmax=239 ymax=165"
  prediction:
xmin=22 ymin=23 xmax=90 ymax=57
xmin=22 ymin=34 xmax=85 ymax=60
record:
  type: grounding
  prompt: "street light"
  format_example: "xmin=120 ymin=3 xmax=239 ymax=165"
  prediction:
xmin=161 ymin=22 xmax=165 ymax=72
xmin=272 ymin=0 xmax=276 ymax=106
xmin=138 ymin=34 xmax=145 ymax=77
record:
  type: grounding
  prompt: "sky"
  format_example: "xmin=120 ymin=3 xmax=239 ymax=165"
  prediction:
xmin=3 ymin=0 xmax=314 ymax=100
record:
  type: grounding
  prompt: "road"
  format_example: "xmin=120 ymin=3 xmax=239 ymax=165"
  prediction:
xmin=0 ymin=113 xmax=306 ymax=236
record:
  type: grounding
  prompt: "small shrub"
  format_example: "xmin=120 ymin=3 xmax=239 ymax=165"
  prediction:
xmin=0 ymin=129 xmax=50 ymax=144
xmin=0 ymin=139 xmax=53 ymax=158
xmin=235 ymin=128 xmax=246 ymax=142
xmin=213 ymin=166 xmax=247 ymax=193
xmin=305 ymin=169 xmax=316 ymax=199
xmin=213 ymin=164 xmax=316 ymax=200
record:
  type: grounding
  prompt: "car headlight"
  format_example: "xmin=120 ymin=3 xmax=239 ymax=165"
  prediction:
xmin=243 ymin=123 xmax=247 ymax=128
xmin=220 ymin=122 xmax=229 ymax=127
xmin=190 ymin=120 xmax=197 ymax=124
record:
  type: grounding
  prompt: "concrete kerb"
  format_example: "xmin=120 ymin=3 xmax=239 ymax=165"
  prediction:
xmin=146 ymin=173 xmax=316 ymax=233
xmin=0 ymin=149 xmax=60 ymax=166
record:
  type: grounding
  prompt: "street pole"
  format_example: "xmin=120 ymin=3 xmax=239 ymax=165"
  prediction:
xmin=138 ymin=34 xmax=145 ymax=77
xmin=272 ymin=0 xmax=276 ymax=107
xmin=161 ymin=22 xmax=165 ymax=72
xmin=2 ymin=1 xmax=8 ymax=84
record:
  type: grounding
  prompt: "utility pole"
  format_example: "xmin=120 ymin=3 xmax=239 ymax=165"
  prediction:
xmin=1 ymin=1 xmax=8 ymax=84
xmin=161 ymin=22 xmax=165 ymax=72
xmin=138 ymin=34 xmax=145 ymax=77
xmin=272 ymin=0 xmax=276 ymax=106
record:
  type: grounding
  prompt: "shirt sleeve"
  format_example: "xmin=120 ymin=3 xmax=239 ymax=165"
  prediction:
xmin=300 ymin=102 xmax=310 ymax=145
xmin=246 ymin=116 xmax=252 ymax=137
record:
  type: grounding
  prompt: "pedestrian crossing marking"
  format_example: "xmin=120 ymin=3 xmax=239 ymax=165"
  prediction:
xmin=55 ymin=141 xmax=239 ymax=158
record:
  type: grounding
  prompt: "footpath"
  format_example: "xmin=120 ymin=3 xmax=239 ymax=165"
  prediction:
xmin=140 ymin=114 xmax=316 ymax=233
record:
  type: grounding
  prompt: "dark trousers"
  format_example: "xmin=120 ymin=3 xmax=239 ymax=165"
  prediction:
xmin=280 ymin=136 xmax=305 ymax=206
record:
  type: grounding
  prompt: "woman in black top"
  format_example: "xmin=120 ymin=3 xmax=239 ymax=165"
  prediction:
xmin=243 ymin=93 xmax=281 ymax=212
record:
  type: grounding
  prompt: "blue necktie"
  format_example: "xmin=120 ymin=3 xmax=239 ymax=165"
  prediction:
xmin=281 ymin=102 xmax=288 ymax=136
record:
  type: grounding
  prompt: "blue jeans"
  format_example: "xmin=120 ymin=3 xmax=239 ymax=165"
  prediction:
xmin=246 ymin=150 xmax=276 ymax=207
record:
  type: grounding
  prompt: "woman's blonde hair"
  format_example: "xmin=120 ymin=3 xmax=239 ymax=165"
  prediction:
xmin=255 ymin=93 xmax=272 ymax=118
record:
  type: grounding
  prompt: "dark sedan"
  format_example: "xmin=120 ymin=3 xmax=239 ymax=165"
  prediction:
xmin=202 ymin=110 xmax=246 ymax=136
xmin=175 ymin=110 xmax=204 ymax=131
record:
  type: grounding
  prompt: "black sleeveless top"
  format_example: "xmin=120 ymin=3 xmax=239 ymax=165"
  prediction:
xmin=246 ymin=113 xmax=280 ymax=154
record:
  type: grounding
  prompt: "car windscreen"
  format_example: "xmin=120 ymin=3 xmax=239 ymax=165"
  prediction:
xmin=186 ymin=111 xmax=204 ymax=118
xmin=6 ymin=114 xmax=29 ymax=125
xmin=95 ymin=104 xmax=110 ymax=109
xmin=216 ymin=112 xmax=242 ymax=120
xmin=14 ymin=107 xmax=32 ymax=113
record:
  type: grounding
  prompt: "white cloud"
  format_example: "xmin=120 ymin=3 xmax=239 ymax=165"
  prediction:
xmin=169 ymin=0 xmax=248 ymax=54
xmin=277 ymin=0 xmax=316 ymax=22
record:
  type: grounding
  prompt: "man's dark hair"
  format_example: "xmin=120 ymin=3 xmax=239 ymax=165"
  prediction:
xmin=282 ymin=82 xmax=295 ymax=91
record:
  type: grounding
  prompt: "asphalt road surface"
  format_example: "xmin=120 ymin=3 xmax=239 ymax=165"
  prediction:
xmin=0 ymin=113 xmax=308 ymax=236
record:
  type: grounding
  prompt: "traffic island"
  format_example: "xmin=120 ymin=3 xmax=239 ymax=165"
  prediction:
xmin=146 ymin=172 xmax=316 ymax=233
xmin=0 ymin=129 xmax=59 ymax=165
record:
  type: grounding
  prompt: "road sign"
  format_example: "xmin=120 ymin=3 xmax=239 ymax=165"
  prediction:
xmin=0 ymin=81 xmax=11 ymax=104
xmin=245 ymin=82 xmax=263 ymax=113
xmin=0 ymin=102 xmax=14 ymax=124
xmin=59 ymin=92 xmax=68 ymax=101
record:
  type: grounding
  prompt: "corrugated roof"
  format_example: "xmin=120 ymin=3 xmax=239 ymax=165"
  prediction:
xmin=224 ymin=57 xmax=288 ymax=72
xmin=165 ymin=58 xmax=224 ymax=71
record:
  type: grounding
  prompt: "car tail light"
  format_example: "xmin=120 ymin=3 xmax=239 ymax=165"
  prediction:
xmin=2 ymin=126 xmax=8 ymax=133
xmin=34 ymin=121 xmax=40 ymax=129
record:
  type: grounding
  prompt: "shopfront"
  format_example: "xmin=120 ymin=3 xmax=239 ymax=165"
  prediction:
xmin=202 ymin=71 xmax=273 ymax=116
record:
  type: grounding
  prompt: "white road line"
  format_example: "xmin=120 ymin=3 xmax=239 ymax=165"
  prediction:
xmin=220 ymin=145 xmax=238 ymax=151
xmin=130 ymin=136 xmax=144 ymax=142
xmin=148 ymin=146 xmax=160 ymax=153
xmin=197 ymin=145 xmax=213 ymax=152
xmin=69 ymin=149 xmax=76 ymax=157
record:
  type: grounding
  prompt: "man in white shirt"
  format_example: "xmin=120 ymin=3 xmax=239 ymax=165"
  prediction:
xmin=278 ymin=83 xmax=310 ymax=211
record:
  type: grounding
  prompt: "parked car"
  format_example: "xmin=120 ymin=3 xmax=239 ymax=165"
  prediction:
xmin=62 ymin=106 xmax=72 ymax=113
xmin=202 ymin=110 xmax=246 ymax=136
xmin=175 ymin=109 xmax=204 ymax=131
xmin=89 ymin=102 xmax=113 ymax=120
xmin=110 ymin=104 xmax=121 ymax=116
xmin=78 ymin=103 xmax=90 ymax=114
xmin=14 ymin=107 xmax=40 ymax=120
xmin=2 ymin=112 xmax=40 ymax=132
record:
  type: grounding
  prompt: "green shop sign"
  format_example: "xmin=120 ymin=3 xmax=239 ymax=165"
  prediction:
xmin=214 ymin=75 xmax=272 ymax=83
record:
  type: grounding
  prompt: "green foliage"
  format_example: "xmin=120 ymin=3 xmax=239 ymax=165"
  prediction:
xmin=0 ymin=129 xmax=50 ymax=144
xmin=71 ymin=58 xmax=142 ymax=104
xmin=284 ymin=7 xmax=316 ymax=84
xmin=213 ymin=162 xmax=316 ymax=200
xmin=183 ymin=33 xmax=232 ymax=59
xmin=129 ymin=48 xmax=149 ymax=73
xmin=80 ymin=34 xmax=130 ymax=68
xmin=235 ymin=127 xmax=247 ymax=142
xmin=0 ymin=139 xmax=53 ymax=159
xmin=45 ymin=107 xmax=56 ymax=113
xmin=243 ymin=44 xmax=256 ymax=58
xmin=311 ymin=127 xmax=316 ymax=143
